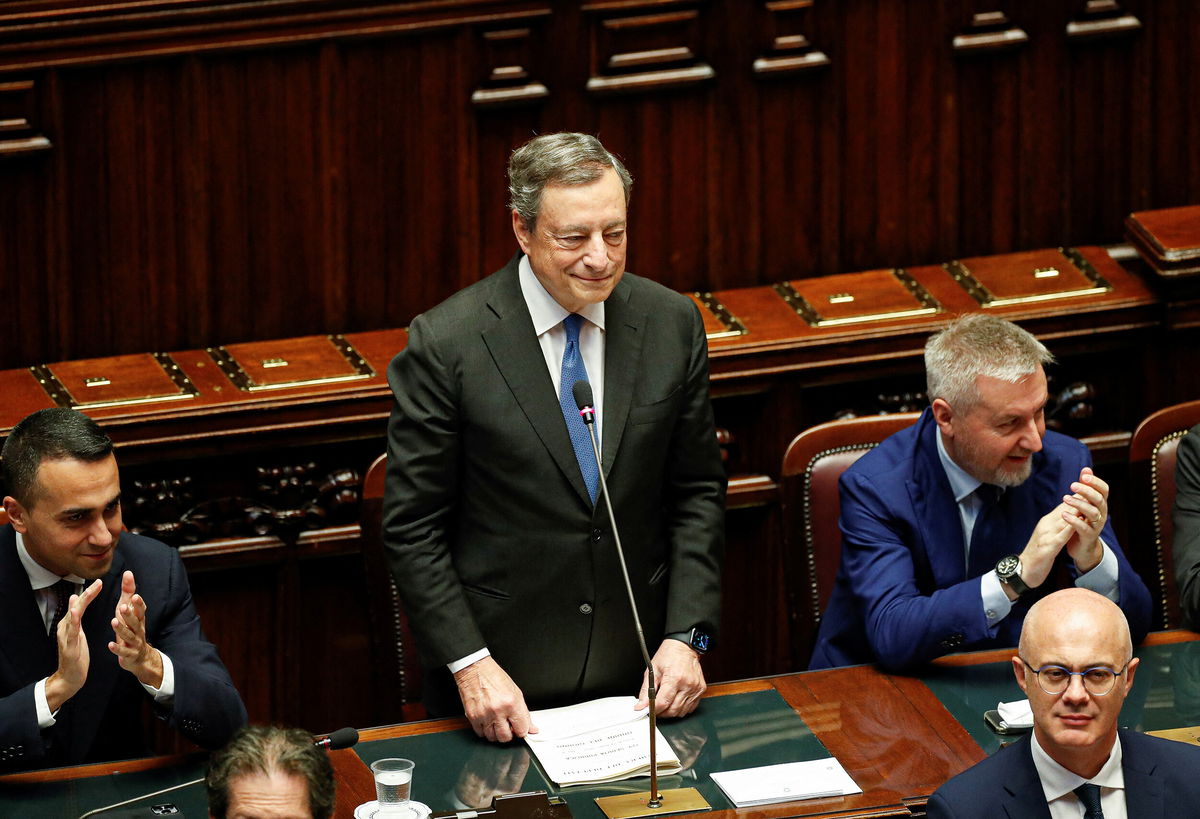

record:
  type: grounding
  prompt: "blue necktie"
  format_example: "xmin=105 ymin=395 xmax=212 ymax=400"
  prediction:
xmin=1073 ymin=783 xmax=1104 ymax=818
xmin=560 ymin=314 xmax=599 ymax=503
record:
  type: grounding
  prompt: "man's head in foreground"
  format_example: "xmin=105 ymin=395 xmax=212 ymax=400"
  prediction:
xmin=207 ymin=725 xmax=336 ymax=819
xmin=1014 ymin=587 xmax=1138 ymax=778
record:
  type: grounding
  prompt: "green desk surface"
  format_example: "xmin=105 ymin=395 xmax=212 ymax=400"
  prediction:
xmin=920 ymin=640 xmax=1200 ymax=754
xmin=354 ymin=689 xmax=829 ymax=817
xmin=0 ymin=758 xmax=208 ymax=819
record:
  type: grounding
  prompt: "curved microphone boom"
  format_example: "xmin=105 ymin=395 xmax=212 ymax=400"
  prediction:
xmin=572 ymin=380 xmax=663 ymax=809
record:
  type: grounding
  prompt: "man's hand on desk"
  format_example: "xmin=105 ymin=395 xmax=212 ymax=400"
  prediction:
xmin=45 ymin=579 xmax=103 ymax=712
xmin=636 ymin=639 xmax=706 ymax=718
xmin=454 ymin=656 xmax=538 ymax=743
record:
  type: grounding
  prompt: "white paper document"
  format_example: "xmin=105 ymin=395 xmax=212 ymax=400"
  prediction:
xmin=709 ymin=758 xmax=862 ymax=807
xmin=525 ymin=696 xmax=682 ymax=787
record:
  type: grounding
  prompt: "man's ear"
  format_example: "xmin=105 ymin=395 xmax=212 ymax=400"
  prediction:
xmin=3 ymin=495 xmax=29 ymax=533
xmin=931 ymin=398 xmax=955 ymax=437
xmin=512 ymin=209 xmax=533 ymax=255
xmin=1011 ymin=655 xmax=1029 ymax=694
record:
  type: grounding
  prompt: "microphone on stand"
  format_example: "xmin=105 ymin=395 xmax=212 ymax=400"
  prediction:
xmin=77 ymin=728 xmax=360 ymax=818
xmin=572 ymin=382 xmax=706 ymax=818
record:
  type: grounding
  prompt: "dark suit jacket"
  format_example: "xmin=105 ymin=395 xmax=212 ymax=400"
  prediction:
xmin=382 ymin=254 xmax=725 ymax=714
xmin=1174 ymin=425 xmax=1200 ymax=629
xmin=0 ymin=526 xmax=247 ymax=772
xmin=927 ymin=730 xmax=1200 ymax=818
xmin=809 ymin=409 xmax=1152 ymax=671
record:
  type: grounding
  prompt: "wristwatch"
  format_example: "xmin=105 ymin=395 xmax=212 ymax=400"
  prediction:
xmin=995 ymin=554 xmax=1031 ymax=597
xmin=670 ymin=628 xmax=711 ymax=654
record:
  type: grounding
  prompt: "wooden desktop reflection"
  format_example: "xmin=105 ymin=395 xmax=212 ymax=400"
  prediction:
xmin=3 ymin=630 xmax=1195 ymax=819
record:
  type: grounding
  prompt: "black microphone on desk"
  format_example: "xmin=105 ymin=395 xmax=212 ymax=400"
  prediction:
xmin=572 ymin=380 xmax=667 ymax=813
xmin=76 ymin=728 xmax=361 ymax=818
xmin=315 ymin=726 xmax=359 ymax=750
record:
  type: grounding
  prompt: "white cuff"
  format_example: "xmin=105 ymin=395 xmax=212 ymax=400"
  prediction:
xmin=447 ymin=648 xmax=491 ymax=674
xmin=141 ymin=651 xmax=175 ymax=703
xmin=35 ymin=678 xmax=57 ymax=729
xmin=1075 ymin=540 xmax=1120 ymax=601
xmin=981 ymin=572 xmax=1014 ymax=626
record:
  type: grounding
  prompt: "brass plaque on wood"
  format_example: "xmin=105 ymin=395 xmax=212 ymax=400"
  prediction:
xmin=774 ymin=268 xmax=940 ymax=327
xmin=1146 ymin=726 xmax=1200 ymax=746
xmin=690 ymin=292 xmax=748 ymax=339
xmin=32 ymin=352 xmax=198 ymax=410
xmin=208 ymin=334 xmax=374 ymax=392
xmin=944 ymin=247 xmax=1112 ymax=307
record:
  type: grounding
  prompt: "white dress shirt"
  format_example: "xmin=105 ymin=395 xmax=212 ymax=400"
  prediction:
xmin=1031 ymin=730 xmax=1127 ymax=818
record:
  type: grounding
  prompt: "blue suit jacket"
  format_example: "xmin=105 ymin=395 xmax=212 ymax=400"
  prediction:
xmin=809 ymin=409 xmax=1152 ymax=670
xmin=0 ymin=525 xmax=247 ymax=771
xmin=927 ymin=730 xmax=1200 ymax=818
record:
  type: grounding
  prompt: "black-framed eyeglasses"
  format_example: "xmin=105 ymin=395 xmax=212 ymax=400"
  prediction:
xmin=1020 ymin=657 xmax=1131 ymax=696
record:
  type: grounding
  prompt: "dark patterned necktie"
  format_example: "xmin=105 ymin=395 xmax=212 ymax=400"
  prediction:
xmin=48 ymin=579 xmax=75 ymax=636
xmin=967 ymin=483 xmax=1005 ymax=578
xmin=1073 ymin=783 xmax=1104 ymax=818
xmin=559 ymin=314 xmax=599 ymax=503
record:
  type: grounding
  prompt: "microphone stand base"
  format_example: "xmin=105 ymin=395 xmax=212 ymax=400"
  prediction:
xmin=594 ymin=787 xmax=710 ymax=819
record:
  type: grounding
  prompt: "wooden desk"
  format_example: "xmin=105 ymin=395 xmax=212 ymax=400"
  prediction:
xmin=4 ymin=630 xmax=1195 ymax=819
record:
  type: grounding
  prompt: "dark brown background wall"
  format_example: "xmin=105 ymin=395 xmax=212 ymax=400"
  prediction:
xmin=1 ymin=0 xmax=1196 ymax=372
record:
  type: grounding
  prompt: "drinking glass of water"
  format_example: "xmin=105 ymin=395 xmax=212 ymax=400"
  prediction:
xmin=371 ymin=758 xmax=415 ymax=814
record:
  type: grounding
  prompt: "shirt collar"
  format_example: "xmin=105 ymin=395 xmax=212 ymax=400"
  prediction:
xmin=935 ymin=427 xmax=984 ymax=504
xmin=518 ymin=254 xmax=606 ymax=337
xmin=14 ymin=531 xmax=85 ymax=590
xmin=1030 ymin=730 xmax=1125 ymax=802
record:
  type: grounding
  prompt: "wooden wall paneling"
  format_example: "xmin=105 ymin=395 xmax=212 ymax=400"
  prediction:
xmin=953 ymin=5 xmax=1027 ymax=257
xmin=1143 ymin=0 xmax=1200 ymax=208
xmin=1064 ymin=11 xmax=1141 ymax=244
xmin=0 ymin=71 xmax=59 ymax=369
xmin=341 ymin=28 xmax=482 ymax=328
xmin=188 ymin=560 xmax=283 ymax=725
xmin=1013 ymin=2 xmax=1069 ymax=252
xmin=296 ymin=551 xmax=378 ymax=733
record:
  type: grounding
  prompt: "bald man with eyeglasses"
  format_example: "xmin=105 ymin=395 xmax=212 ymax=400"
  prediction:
xmin=928 ymin=588 xmax=1200 ymax=818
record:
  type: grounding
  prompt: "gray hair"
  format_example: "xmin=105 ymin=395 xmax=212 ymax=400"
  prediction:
xmin=206 ymin=725 xmax=335 ymax=819
xmin=508 ymin=132 xmax=633 ymax=229
xmin=925 ymin=314 xmax=1054 ymax=411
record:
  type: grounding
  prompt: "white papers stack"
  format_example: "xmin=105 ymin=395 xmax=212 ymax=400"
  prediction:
xmin=710 ymin=758 xmax=862 ymax=807
xmin=525 ymin=697 xmax=682 ymax=787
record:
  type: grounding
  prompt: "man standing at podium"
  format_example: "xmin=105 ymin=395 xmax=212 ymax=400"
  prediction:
xmin=0 ymin=408 xmax=246 ymax=772
xmin=809 ymin=314 xmax=1152 ymax=671
xmin=383 ymin=132 xmax=725 ymax=741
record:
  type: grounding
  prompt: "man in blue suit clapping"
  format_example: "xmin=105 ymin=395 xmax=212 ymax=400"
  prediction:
xmin=809 ymin=314 xmax=1152 ymax=671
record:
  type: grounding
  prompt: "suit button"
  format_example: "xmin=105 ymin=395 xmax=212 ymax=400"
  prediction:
xmin=591 ymin=528 xmax=602 ymax=542
xmin=579 ymin=603 xmax=593 ymax=615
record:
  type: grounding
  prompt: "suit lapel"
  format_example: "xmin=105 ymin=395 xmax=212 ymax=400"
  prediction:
xmin=1122 ymin=733 xmax=1165 ymax=819
xmin=599 ymin=278 xmax=643 ymax=476
xmin=482 ymin=258 xmax=594 ymax=506
xmin=1002 ymin=737 xmax=1054 ymax=819
xmin=0 ymin=527 xmax=58 ymax=679
xmin=908 ymin=412 xmax=969 ymax=588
